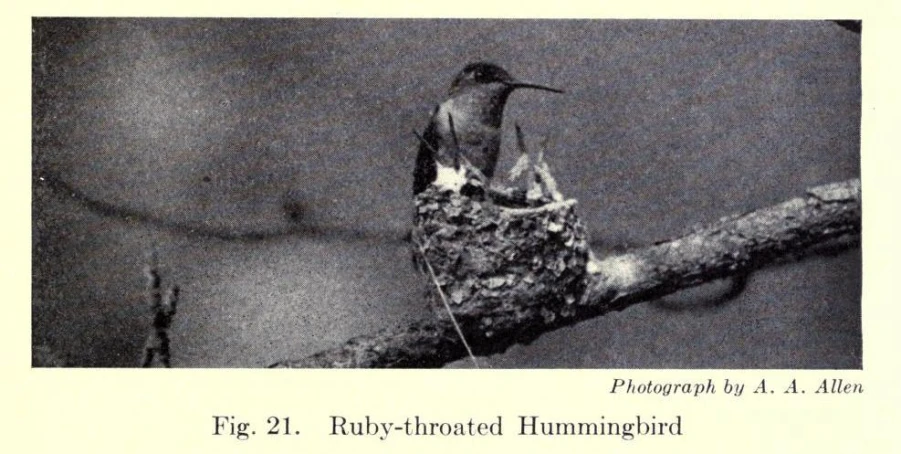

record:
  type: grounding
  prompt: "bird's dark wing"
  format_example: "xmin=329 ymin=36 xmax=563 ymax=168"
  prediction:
xmin=413 ymin=116 xmax=439 ymax=195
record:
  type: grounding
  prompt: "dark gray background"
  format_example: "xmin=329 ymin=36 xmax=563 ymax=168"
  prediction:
xmin=32 ymin=19 xmax=861 ymax=367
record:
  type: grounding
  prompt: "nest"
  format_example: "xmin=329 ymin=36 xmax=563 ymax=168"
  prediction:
xmin=411 ymin=168 xmax=591 ymax=338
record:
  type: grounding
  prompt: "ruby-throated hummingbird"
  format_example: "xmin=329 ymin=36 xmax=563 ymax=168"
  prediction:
xmin=412 ymin=62 xmax=563 ymax=195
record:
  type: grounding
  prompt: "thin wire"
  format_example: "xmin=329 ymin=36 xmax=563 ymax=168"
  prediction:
xmin=413 ymin=239 xmax=480 ymax=369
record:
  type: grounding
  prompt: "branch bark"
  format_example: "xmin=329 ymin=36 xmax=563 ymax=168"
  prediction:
xmin=270 ymin=179 xmax=861 ymax=368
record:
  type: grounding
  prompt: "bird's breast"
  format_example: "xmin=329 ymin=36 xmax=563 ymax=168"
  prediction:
xmin=434 ymin=99 xmax=500 ymax=146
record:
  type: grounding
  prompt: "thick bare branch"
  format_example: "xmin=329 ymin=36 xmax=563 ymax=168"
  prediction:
xmin=271 ymin=179 xmax=860 ymax=368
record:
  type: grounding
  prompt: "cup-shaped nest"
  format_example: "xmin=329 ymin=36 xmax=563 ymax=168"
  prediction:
xmin=412 ymin=178 xmax=591 ymax=338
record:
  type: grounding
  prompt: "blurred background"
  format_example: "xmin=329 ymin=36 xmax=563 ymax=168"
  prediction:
xmin=32 ymin=19 xmax=860 ymax=368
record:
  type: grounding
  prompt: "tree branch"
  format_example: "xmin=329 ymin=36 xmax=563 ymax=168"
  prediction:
xmin=270 ymin=179 xmax=860 ymax=368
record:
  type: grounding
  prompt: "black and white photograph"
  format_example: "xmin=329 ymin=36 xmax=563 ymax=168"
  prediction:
xmin=32 ymin=18 xmax=861 ymax=369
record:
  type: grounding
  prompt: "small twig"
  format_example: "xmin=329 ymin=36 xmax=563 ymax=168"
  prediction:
xmin=140 ymin=251 xmax=179 ymax=368
xmin=447 ymin=113 xmax=461 ymax=169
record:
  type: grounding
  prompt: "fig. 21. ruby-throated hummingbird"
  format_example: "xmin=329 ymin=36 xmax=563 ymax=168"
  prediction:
xmin=412 ymin=62 xmax=563 ymax=195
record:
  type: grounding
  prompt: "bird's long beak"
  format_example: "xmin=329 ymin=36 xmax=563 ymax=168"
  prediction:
xmin=507 ymin=80 xmax=565 ymax=94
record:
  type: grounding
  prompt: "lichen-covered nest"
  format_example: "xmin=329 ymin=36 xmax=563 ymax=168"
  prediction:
xmin=411 ymin=177 xmax=591 ymax=338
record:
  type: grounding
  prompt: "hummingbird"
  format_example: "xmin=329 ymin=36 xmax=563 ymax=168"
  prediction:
xmin=412 ymin=62 xmax=563 ymax=195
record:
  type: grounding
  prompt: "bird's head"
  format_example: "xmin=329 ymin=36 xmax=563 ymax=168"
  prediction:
xmin=448 ymin=61 xmax=564 ymax=96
